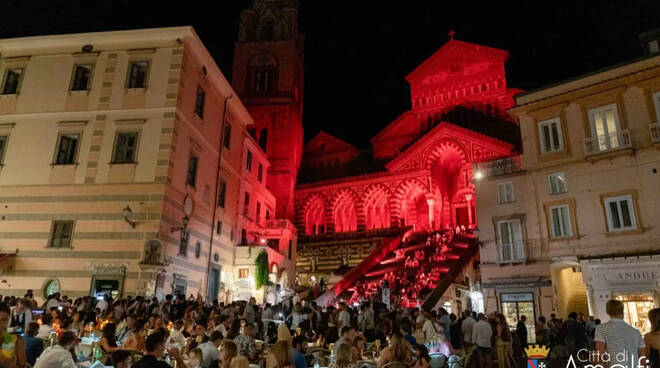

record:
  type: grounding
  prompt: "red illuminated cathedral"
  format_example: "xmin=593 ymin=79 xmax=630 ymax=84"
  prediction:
xmin=233 ymin=0 xmax=521 ymax=309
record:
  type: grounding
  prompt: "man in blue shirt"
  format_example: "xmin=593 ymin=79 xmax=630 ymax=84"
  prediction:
xmin=400 ymin=321 xmax=416 ymax=346
xmin=23 ymin=322 xmax=43 ymax=367
xmin=292 ymin=335 xmax=307 ymax=368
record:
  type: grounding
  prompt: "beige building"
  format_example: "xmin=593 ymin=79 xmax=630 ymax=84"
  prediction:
xmin=0 ymin=26 xmax=296 ymax=303
xmin=476 ymin=32 xmax=660 ymax=339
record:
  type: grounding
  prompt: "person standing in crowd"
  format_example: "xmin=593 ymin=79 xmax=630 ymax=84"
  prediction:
xmin=516 ymin=315 xmax=528 ymax=347
xmin=644 ymin=308 xmax=660 ymax=368
xmin=472 ymin=313 xmax=493 ymax=368
xmin=437 ymin=308 xmax=450 ymax=340
xmin=449 ymin=313 xmax=461 ymax=349
xmin=338 ymin=303 xmax=351 ymax=330
xmin=595 ymin=299 xmax=645 ymax=366
xmin=494 ymin=313 xmax=512 ymax=368
xmin=244 ymin=298 xmax=257 ymax=327
xmin=461 ymin=311 xmax=476 ymax=348
xmin=33 ymin=331 xmax=75 ymax=368
xmin=421 ymin=309 xmax=443 ymax=344
xmin=566 ymin=312 xmax=588 ymax=357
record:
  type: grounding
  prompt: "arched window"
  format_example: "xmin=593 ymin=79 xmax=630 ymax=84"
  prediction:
xmin=248 ymin=54 xmax=278 ymax=95
xmin=333 ymin=191 xmax=357 ymax=233
xmin=43 ymin=279 xmax=60 ymax=298
xmin=258 ymin=23 xmax=274 ymax=41
xmin=304 ymin=196 xmax=326 ymax=235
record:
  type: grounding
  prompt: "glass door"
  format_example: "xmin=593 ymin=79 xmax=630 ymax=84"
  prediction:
xmin=501 ymin=293 xmax=536 ymax=343
xmin=614 ymin=293 xmax=656 ymax=335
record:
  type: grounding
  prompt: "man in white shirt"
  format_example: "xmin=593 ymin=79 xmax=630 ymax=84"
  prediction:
xmin=243 ymin=298 xmax=256 ymax=326
xmin=96 ymin=294 xmax=109 ymax=313
xmin=45 ymin=293 xmax=61 ymax=312
xmin=461 ymin=311 xmax=476 ymax=347
xmin=472 ymin=313 xmax=493 ymax=368
xmin=34 ymin=331 xmax=77 ymax=368
xmin=338 ymin=302 xmax=351 ymax=330
xmin=37 ymin=314 xmax=54 ymax=339
xmin=595 ymin=299 xmax=645 ymax=366
xmin=9 ymin=298 xmax=32 ymax=332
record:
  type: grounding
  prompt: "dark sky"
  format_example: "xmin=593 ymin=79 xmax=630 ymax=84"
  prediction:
xmin=2 ymin=1 xmax=659 ymax=148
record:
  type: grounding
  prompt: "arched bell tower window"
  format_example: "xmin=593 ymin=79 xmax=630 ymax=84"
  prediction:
xmin=258 ymin=22 xmax=275 ymax=41
xmin=248 ymin=54 xmax=278 ymax=95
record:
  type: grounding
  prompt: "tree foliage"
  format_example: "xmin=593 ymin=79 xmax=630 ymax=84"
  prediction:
xmin=254 ymin=250 xmax=270 ymax=289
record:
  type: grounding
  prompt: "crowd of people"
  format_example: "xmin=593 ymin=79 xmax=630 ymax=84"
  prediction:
xmin=0 ymin=288 xmax=654 ymax=368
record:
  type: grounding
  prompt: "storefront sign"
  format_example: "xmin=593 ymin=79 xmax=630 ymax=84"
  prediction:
xmin=501 ymin=293 xmax=533 ymax=302
xmin=604 ymin=268 xmax=660 ymax=283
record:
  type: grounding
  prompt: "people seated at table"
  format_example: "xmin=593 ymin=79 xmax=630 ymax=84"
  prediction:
xmin=330 ymin=344 xmax=355 ymax=368
xmin=198 ymin=330 xmax=223 ymax=368
xmin=269 ymin=340 xmax=295 ymax=368
xmin=117 ymin=314 xmax=136 ymax=346
xmin=291 ymin=335 xmax=307 ymax=368
xmin=34 ymin=331 xmax=76 ymax=368
xmin=231 ymin=355 xmax=250 ymax=368
xmin=188 ymin=347 xmax=203 ymax=368
xmin=132 ymin=331 xmax=182 ymax=368
xmin=37 ymin=314 xmax=54 ymax=339
xmin=123 ymin=319 xmax=147 ymax=352
xmin=218 ymin=340 xmax=239 ymax=368
xmin=100 ymin=322 xmax=120 ymax=353
xmin=351 ymin=334 xmax=366 ymax=361
xmin=334 ymin=326 xmax=356 ymax=356
xmin=235 ymin=324 xmax=258 ymax=362
xmin=377 ymin=331 xmax=412 ymax=368
xmin=24 ymin=322 xmax=43 ymax=366
xmin=111 ymin=349 xmax=132 ymax=368
xmin=9 ymin=298 xmax=32 ymax=333
xmin=188 ymin=320 xmax=210 ymax=351
xmin=226 ymin=318 xmax=242 ymax=340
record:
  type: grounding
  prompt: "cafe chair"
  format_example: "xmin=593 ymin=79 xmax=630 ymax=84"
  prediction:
xmin=356 ymin=360 xmax=377 ymax=368
xmin=429 ymin=353 xmax=447 ymax=368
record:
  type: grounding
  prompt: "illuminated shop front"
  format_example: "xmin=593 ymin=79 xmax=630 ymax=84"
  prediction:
xmin=581 ymin=254 xmax=660 ymax=334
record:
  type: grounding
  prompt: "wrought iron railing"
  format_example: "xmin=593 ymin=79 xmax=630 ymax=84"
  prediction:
xmin=650 ymin=123 xmax=660 ymax=143
xmin=583 ymin=130 xmax=631 ymax=156
xmin=496 ymin=238 xmax=550 ymax=263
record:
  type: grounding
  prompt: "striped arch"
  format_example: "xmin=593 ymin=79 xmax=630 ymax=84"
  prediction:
xmin=424 ymin=138 xmax=470 ymax=169
xmin=301 ymin=193 xmax=329 ymax=236
xmin=362 ymin=184 xmax=392 ymax=230
xmin=391 ymin=178 xmax=429 ymax=229
xmin=331 ymin=189 xmax=359 ymax=233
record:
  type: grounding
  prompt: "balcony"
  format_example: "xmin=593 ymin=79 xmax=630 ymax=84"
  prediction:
xmin=583 ymin=130 xmax=631 ymax=156
xmin=476 ymin=156 xmax=523 ymax=178
xmin=650 ymin=123 xmax=660 ymax=144
xmin=496 ymin=239 xmax=549 ymax=264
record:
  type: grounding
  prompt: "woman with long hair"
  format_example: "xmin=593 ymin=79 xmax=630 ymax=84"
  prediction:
xmin=645 ymin=308 xmax=660 ymax=368
xmin=331 ymin=344 xmax=356 ymax=368
xmin=270 ymin=340 xmax=295 ymax=368
xmin=351 ymin=334 xmax=366 ymax=361
xmin=122 ymin=319 xmax=146 ymax=351
xmin=100 ymin=322 xmax=120 ymax=353
xmin=377 ymin=331 xmax=412 ymax=368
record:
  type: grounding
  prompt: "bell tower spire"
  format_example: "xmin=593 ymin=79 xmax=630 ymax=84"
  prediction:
xmin=232 ymin=0 xmax=304 ymax=222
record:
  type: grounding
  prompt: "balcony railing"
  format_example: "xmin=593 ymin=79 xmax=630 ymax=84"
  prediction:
xmin=583 ymin=130 xmax=631 ymax=156
xmin=496 ymin=239 xmax=550 ymax=264
xmin=477 ymin=156 xmax=523 ymax=178
xmin=650 ymin=123 xmax=660 ymax=143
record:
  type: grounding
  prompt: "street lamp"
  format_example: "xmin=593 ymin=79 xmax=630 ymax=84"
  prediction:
xmin=122 ymin=206 xmax=136 ymax=229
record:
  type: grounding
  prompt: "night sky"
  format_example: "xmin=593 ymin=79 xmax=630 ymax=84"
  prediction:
xmin=1 ymin=1 xmax=659 ymax=148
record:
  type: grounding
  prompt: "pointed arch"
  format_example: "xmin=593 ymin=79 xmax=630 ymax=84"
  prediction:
xmin=392 ymin=179 xmax=429 ymax=230
xmin=302 ymin=193 xmax=328 ymax=235
xmin=424 ymin=138 xmax=469 ymax=169
xmin=362 ymin=184 xmax=392 ymax=230
xmin=331 ymin=189 xmax=359 ymax=233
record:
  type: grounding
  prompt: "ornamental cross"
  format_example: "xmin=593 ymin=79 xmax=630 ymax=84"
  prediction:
xmin=448 ymin=30 xmax=456 ymax=40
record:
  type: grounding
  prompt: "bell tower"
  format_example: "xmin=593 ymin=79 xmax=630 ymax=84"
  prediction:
xmin=232 ymin=0 xmax=304 ymax=222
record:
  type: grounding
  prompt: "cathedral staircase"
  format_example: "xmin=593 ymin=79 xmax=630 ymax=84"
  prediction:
xmin=315 ymin=228 xmax=478 ymax=308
